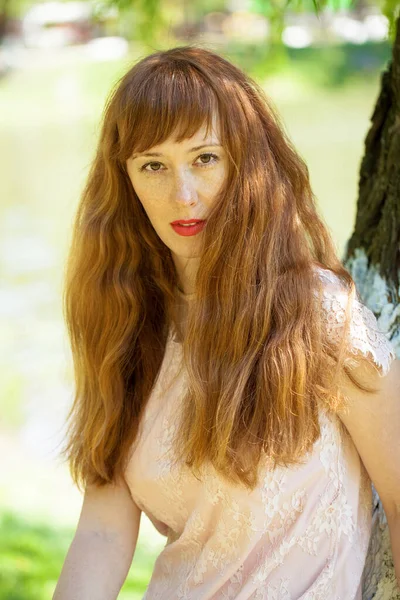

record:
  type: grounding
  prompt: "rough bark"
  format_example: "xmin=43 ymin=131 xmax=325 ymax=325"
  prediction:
xmin=345 ymin=16 xmax=400 ymax=297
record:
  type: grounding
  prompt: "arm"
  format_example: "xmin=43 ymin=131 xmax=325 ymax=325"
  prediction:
xmin=388 ymin=515 xmax=400 ymax=586
xmin=337 ymin=357 xmax=400 ymax=586
xmin=53 ymin=475 xmax=142 ymax=600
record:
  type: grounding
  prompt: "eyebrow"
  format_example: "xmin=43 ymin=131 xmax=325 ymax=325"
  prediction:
xmin=132 ymin=143 xmax=222 ymax=159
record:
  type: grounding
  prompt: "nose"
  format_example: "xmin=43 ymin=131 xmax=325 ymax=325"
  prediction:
xmin=172 ymin=170 xmax=198 ymax=205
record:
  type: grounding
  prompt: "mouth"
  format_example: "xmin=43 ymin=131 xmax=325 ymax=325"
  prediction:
xmin=170 ymin=219 xmax=207 ymax=237
xmin=171 ymin=219 xmax=205 ymax=225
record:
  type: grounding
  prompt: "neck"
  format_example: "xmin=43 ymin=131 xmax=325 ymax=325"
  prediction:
xmin=176 ymin=287 xmax=196 ymax=300
xmin=172 ymin=253 xmax=200 ymax=296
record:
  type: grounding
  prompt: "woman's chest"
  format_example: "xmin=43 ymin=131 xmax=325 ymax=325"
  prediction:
xmin=124 ymin=339 xmax=367 ymax=540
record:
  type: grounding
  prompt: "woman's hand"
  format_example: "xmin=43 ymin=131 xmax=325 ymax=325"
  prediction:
xmin=53 ymin=476 xmax=142 ymax=600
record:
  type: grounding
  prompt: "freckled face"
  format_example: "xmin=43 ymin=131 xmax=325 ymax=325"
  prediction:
xmin=125 ymin=121 xmax=227 ymax=259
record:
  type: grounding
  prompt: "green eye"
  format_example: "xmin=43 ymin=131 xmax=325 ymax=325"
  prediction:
xmin=197 ymin=153 xmax=219 ymax=166
xmin=141 ymin=162 xmax=162 ymax=172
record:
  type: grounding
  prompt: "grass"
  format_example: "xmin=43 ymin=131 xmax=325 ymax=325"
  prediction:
xmin=0 ymin=510 xmax=161 ymax=599
xmin=0 ymin=512 xmax=71 ymax=600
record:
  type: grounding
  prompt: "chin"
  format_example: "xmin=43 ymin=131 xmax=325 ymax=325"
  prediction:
xmin=171 ymin=244 xmax=201 ymax=259
xmin=176 ymin=250 xmax=201 ymax=259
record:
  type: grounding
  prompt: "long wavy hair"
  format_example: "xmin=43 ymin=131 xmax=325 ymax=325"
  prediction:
xmin=63 ymin=46 xmax=370 ymax=492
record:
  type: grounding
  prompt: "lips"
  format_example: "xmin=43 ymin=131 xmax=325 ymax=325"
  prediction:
xmin=170 ymin=219 xmax=206 ymax=237
xmin=171 ymin=219 xmax=205 ymax=225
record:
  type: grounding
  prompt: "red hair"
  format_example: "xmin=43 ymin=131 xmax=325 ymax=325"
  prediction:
xmin=63 ymin=46 xmax=364 ymax=491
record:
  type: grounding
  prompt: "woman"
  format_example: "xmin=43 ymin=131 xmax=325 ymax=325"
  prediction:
xmin=54 ymin=46 xmax=400 ymax=599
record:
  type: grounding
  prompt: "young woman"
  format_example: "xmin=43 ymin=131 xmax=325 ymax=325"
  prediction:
xmin=53 ymin=46 xmax=400 ymax=600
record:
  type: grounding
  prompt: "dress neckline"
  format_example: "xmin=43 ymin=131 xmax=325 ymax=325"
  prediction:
xmin=168 ymin=322 xmax=184 ymax=345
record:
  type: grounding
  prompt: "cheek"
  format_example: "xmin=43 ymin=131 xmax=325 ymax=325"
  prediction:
xmin=199 ymin=168 xmax=226 ymax=204
xmin=132 ymin=182 xmax=175 ymax=244
xmin=131 ymin=176 xmax=169 ymax=217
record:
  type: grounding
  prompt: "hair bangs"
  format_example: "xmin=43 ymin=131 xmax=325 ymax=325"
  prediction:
xmin=117 ymin=63 xmax=218 ymax=161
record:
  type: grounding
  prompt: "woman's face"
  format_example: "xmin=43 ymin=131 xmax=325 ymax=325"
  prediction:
xmin=126 ymin=119 xmax=227 ymax=259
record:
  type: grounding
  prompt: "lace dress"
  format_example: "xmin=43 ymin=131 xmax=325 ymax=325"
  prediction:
xmin=124 ymin=268 xmax=397 ymax=600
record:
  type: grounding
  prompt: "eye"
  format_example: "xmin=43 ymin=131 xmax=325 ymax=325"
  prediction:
xmin=141 ymin=161 xmax=164 ymax=173
xmin=196 ymin=153 xmax=219 ymax=166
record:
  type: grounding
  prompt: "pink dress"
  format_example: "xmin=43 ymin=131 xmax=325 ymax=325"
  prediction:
xmin=124 ymin=268 xmax=396 ymax=600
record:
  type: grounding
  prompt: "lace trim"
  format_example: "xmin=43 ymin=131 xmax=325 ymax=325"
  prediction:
xmin=317 ymin=269 xmax=396 ymax=377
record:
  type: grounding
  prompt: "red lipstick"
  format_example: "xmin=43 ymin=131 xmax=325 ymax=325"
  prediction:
xmin=170 ymin=219 xmax=206 ymax=237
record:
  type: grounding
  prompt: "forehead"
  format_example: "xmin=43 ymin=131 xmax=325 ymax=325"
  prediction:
xmin=146 ymin=119 xmax=221 ymax=151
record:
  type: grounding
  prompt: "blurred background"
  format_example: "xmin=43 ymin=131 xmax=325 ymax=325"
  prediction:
xmin=0 ymin=0 xmax=396 ymax=597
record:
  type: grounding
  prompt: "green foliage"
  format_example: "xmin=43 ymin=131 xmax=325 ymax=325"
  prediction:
xmin=299 ymin=0 xmax=356 ymax=11
xmin=250 ymin=0 xmax=398 ymax=41
xmin=191 ymin=0 xmax=227 ymax=18
xmin=250 ymin=0 xmax=357 ymax=17
xmin=226 ymin=39 xmax=391 ymax=84
xmin=382 ymin=0 xmax=400 ymax=37
xmin=10 ymin=0 xmax=398 ymax=47
xmin=109 ymin=0 xmax=165 ymax=45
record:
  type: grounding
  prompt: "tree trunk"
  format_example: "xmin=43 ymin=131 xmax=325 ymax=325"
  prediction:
xmin=345 ymin=15 xmax=400 ymax=355
xmin=344 ymin=16 xmax=400 ymax=599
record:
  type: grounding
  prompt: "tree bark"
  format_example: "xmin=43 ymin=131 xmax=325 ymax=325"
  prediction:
xmin=345 ymin=16 xmax=400 ymax=297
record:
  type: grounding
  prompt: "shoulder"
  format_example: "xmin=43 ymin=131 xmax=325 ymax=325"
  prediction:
xmin=312 ymin=265 xmax=396 ymax=377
